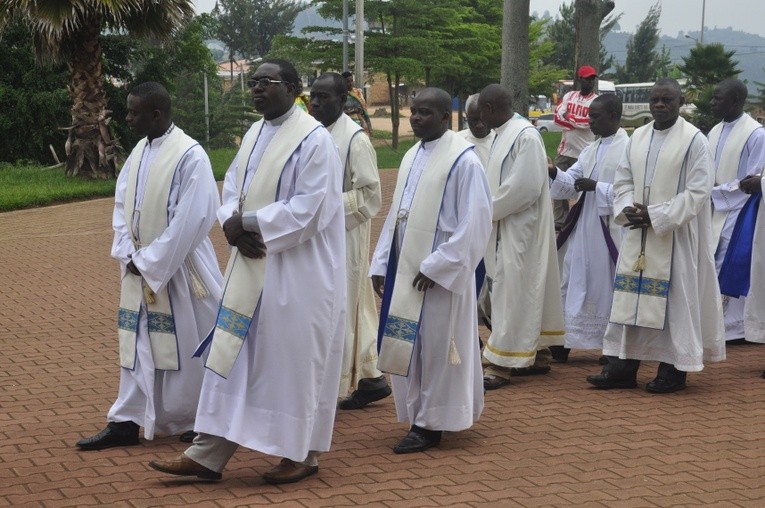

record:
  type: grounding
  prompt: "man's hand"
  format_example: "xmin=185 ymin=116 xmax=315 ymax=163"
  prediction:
xmin=547 ymin=157 xmax=557 ymax=180
xmin=413 ymin=271 xmax=435 ymax=292
xmin=574 ymin=177 xmax=597 ymax=192
xmin=372 ymin=275 xmax=385 ymax=298
xmin=126 ymin=259 xmax=141 ymax=276
xmin=222 ymin=212 xmax=246 ymax=246
xmin=235 ymin=232 xmax=266 ymax=259
xmin=740 ymin=175 xmax=763 ymax=195
xmin=623 ymin=202 xmax=651 ymax=230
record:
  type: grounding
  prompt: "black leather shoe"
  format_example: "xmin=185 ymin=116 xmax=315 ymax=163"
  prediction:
xmin=338 ymin=377 xmax=392 ymax=410
xmin=586 ymin=371 xmax=637 ymax=389
xmin=550 ymin=346 xmax=570 ymax=363
xmin=510 ymin=365 xmax=551 ymax=376
xmin=598 ymin=355 xmax=609 ymax=365
xmin=393 ymin=427 xmax=442 ymax=454
xmin=179 ymin=431 xmax=197 ymax=443
xmin=76 ymin=421 xmax=140 ymax=450
xmin=645 ymin=377 xmax=686 ymax=393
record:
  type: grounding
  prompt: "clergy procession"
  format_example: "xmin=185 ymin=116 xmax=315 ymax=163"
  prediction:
xmin=71 ymin=58 xmax=765 ymax=486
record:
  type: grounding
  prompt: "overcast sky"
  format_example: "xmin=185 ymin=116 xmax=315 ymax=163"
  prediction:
xmin=195 ymin=0 xmax=765 ymax=38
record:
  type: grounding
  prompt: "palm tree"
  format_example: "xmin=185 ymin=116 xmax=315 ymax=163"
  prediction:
xmin=0 ymin=1 xmax=195 ymax=179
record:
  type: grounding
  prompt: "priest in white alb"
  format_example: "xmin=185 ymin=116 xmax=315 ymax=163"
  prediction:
xmin=149 ymin=60 xmax=346 ymax=484
xmin=76 ymin=82 xmax=223 ymax=451
xmin=548 ymin=94 xmax=628 ymax=363
xmin=458 ymin=94 xmax=495 ymax=169
xmin=708 ymin=78 xmax=765 ymax=341
xmin=370 ymin=87 xmax=492 ymax=454
xmin=308 ymin=72 xmax=390 ymax=410
xmin=587 ymin=78 xmax=725 ymax=394
xmin=477 ymin=84 xmax=565 ymax=390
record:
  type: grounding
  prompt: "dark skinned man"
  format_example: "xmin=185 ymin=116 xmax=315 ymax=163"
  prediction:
xmin=587 ymin=78 xmax=724 ymax=393
xmin=76 ymin=82 xmax=222 ymax=451
xmin=309 ymin=72 xmax=390 ymax=410
xmin=149 ymin=59 xmax=346 ymax=484
xmin=370 ymin=87 xmax=492 ymax=453
xmin=478 ymin=84 xmax=564 ymax=390
xmin=707 ymin=78 xmax=765 ymax=342
xmin=548 ymin=94 xmax=629 ymax=364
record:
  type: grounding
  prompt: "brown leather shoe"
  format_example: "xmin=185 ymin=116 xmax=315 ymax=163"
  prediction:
xmin=148 ymin=454 xmax=222 ymax=480
xmin=262 ymin=458 xmax=318 ymax=484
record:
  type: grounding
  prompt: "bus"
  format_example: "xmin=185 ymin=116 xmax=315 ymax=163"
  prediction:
xmin=615 ymin=81 xmax=696 ymax=128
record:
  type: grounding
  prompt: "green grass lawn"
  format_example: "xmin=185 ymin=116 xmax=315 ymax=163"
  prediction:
xmin=0 ymin=131 xmax=564 ymax=212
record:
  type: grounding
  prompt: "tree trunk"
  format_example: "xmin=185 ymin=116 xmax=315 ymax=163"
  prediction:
xmin=386 ymin=71 xmax=399 ymax=150
xmin=574 ymin=0 xmax=615 ymax=79
xmin=501 ymin=0 xmax=530 ymax=117
xmin=65 ymin=14 xmax=117 ymax=179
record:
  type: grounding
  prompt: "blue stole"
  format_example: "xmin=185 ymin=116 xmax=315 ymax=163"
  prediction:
xmin=719 ymin=192 xmax=761 ymax=297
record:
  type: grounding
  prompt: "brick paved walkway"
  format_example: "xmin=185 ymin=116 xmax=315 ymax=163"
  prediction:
xmin=1 ymin=172 xmax=764 ymax=507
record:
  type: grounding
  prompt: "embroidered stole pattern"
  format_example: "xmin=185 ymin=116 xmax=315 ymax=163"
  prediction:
xmin=119 ymin=128 xmax=197 ymax=370
xmin=377 ymin=131 xmax=473 ymax=376
xmin=203 ymin=108 xmax=320 ymax=378
xmin=610 ymin=118 xmax=699 ymax=329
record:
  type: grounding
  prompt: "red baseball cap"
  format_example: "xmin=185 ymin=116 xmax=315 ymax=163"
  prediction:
xmin=577 ymin=65 xmax=598 ymax=78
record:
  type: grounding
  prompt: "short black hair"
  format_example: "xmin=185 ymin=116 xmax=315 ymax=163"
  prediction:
xmin=128 ymin=81 xmax=171 ymax=115
xmin=653 ymin=77 xmax=682 ymax=95
xmin=341 ymin=71 xmax=353 ymax=79
xmin=718 ymin=78 xmax=748 ymax=106
xmin=262 ymin=58 xmax=303 ymax=95
xmin=315 ymin=72 xmax=347 ymax=98
xmin=416 ymin=87 xmax=452 ymax=115
xmin=592 ymin=93 xmax=623 ymax=120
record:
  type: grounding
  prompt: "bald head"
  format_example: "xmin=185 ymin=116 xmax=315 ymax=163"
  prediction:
xmin=712 ymin=78 xmax=747 ymax=122
xmin=410 ymin=87 xmax=451 ymax=141
xmin=477 ymin=84 xmax=513 ymax=129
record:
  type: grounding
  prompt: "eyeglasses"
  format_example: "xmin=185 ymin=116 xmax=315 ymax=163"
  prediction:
xmin=247 ymin=77 xmax=285 ymax=89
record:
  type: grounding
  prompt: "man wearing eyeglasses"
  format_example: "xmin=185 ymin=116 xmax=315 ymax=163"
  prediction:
xmin=149 ymin=59 xmax=346 ymax=485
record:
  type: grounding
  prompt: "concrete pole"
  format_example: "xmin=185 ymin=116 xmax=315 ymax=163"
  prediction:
xmin=355 ymin=0 xmax=364 ymax=98
xmin=343 ymin=0 xmax=350 ymax=72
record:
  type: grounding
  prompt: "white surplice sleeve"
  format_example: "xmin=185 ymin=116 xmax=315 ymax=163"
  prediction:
xmin=612 ymin=139 xmax=636 ymax=227
xmin=492 ymin=129 xmax=547 ymax=221
xmin=111 ymin=155 xmax=136 ymax=268
xmin=419 ymin=151 xmax=493 ymax=295
xmin=217 ymin=155 xmax=240 ymax=226
xmin=648 ymin=135 xmax=715 ymax=237
xmin=344 ymin=132 xmax=382 ymax=231
xmin=130 ymin=146 xmax=220 ymax=293
xmin=549 ymin=156 xmax=584 ymax=200
xmin=711 ymin=128 xmax=765 ymax=213
xmin=256 ymin=128 xmax=343 ymax=254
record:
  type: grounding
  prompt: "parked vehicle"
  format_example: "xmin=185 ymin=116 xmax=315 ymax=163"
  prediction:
xmin=533 ymin=113 xmax=562 ymax=133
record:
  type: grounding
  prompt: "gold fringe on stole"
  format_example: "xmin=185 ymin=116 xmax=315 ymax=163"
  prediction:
xmin=185 ymin=258 xmax=209 ymax=299
xmin=447 ymin=293 xmax=461 ymax=366
xmin=143 ymin=282 xmax=155 ymax=304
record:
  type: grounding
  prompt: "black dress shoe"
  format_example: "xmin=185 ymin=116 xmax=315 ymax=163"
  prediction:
xmin=586 ymin=371 xmax=637 ymax=389
xmin=179 ymin=431 xmax=197 ymax=443
xmin=510 ymin=365 xmax=551 ymax=376
xmin=550 ymin=346 xmax=570 ymax=363
xmin=76 ymin=421 xmax=140 ymax=450
xmin=338 ymin=376 xmax=392 ymax=410
xmin=598 ymin=355 xmax=609 ymax=365
xmin=393 ymin=426 xmax=442 ymax=454
xmin=645 ymin=377 xmax=686 ymax=393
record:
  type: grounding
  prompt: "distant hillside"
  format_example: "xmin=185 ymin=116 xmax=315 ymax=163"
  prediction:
xmin=603 ymin=27 xmax=765 ymax=93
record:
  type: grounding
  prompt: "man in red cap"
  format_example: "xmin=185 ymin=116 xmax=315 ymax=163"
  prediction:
xmin=552 ymin=65 xmax=599 ymax=232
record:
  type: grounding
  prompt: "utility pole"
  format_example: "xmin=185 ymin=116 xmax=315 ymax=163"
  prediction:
xmin=355 ymin=0 xmax=364 ymax=97
xmin=343 ymin=0 xmax=350 ymax=72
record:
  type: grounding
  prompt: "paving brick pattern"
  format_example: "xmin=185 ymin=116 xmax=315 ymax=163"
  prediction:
xmin=1 ymin=172 xmax=764 ymax=507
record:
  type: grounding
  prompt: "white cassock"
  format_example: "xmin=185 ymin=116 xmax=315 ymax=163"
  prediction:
xmin=458 ymin=128 xmax=495 ymax=169
xmin=110 ymin=134 xmax=223 ymax=439
xmin=194 ymin=110 xmax=346 ymax=462
xmin=709 ymin=115 xmax=765 ymax=340
xmin=550 ymin=129 xmax=628 ymax=349
xmin=603 ymin=126 xmax=725 ymax=371
xmin=744 ymin=178 xmax=765 ymax=343
xmin=483 ymin=116 xmax=564 ymax=369
xmin=328 ymin=114 xmax=383 ymax=396
xmin=370 ymin=139 xmax=492 ymax=431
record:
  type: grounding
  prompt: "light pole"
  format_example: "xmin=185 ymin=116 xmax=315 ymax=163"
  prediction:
xmin=355 ymin=0 xmax=364 ymax=96
xmin=700 ymin=0 xmax=706 ymax=44
xmin=685 ymin=34 xmax=699 ymax=45
xmin=342 ymin=0 xmax=349 ymax=72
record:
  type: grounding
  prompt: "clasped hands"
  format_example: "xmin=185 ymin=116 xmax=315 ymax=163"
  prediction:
xmin=371 ymin=272 xmax=435 ymax=298
xmin=622 ymin=202 xmax=651 ymax=230
xmin=223 ymin=212 xmax=266 ymax=259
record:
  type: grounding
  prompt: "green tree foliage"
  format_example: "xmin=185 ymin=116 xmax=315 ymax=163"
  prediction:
xmin=615 ymin=2 xmax=663 ymax=83
xmin=679 ymin=43 xmax=741 ymax=134
xmin=544 ymin=1 xmax=621 ymax=76
xmin=0 ymin=15 xmax=70 ymax=164
xmin=213 ymin=0 xmax=308 ymax=71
